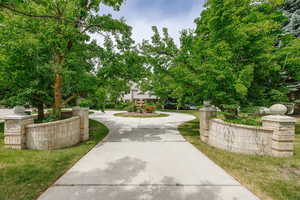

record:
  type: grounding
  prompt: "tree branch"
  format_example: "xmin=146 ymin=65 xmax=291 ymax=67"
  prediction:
xmin=62 ymin=93 xmax=79 ymax=106
xmin=0 ymin=3 xmax=75 ymax=23
xmin=156 ymin=65 xmax=200 ymax=89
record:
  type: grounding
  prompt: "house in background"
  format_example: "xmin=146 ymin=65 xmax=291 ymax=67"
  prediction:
xmin=122 ymin=83 xmax=158 ymax=104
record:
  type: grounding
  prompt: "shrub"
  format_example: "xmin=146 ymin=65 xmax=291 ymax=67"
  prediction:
xmin=240 ymin=106 xmax=261 ymax=114
xmin=78 ymin=99 xmax=92 ymax=108
xmin=126 ymin=103 xmax=137 ymax=112
xmin=105 ymin=103 xmax=117 ymax=109
xmin=217 ymin=112 xmax=261 ymax=126
xmin=144 ymin=105 xmax=156 ymax=113
xmin=115 ymin=102 xmax=130 ymax=110
xmin=154 ymin=103 xmax=163 ymax=110
xmin=221 ymin=104 xmax=239 ymax=119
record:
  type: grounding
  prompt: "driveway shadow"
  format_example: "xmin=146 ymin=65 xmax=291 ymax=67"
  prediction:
xmin=52 ymin=156 xmax=221 ymax=200
xmin=91 ymin=114 xmax=185 ymax=142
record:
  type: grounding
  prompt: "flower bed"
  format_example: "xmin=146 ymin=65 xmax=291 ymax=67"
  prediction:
xmin=114 ymin=112 xmax=169 ymax=118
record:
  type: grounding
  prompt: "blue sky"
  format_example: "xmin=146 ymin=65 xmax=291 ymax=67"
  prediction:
xmin=97 ymin=0 xmax=205 ymax=45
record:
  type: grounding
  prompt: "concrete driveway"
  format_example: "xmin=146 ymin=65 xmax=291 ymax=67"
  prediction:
xmin=38 ymin=111 xmax=259 ymax=200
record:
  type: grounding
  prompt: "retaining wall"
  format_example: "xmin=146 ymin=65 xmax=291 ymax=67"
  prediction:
xmin=209 ymin=119 xmax=273 ymax=155
xmin=199 ymin=107 xmax=296 ymax=157
xmin=4 ymin=107 xmax=89 ymax=150
xmin=26 ymin=117 xmax=80 ymax=150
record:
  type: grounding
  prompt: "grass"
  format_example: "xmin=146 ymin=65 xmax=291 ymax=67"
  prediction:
xmin=114 ymin=112 xmax=169 ymax=118
xmin=0 ymin=119 xmax=109 ymax=200
xmin=173 ymin=110 xmax=300 ymax=200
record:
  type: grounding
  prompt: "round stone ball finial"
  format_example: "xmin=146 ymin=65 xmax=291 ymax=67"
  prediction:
xmin=269 ymin=104 xmax=287 ymax=115
xmin=13 ymin=105 xmax=26 ymax=115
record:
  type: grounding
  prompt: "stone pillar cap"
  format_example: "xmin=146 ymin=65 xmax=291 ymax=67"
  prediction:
xmin=262 ymin=115 xmax=296 ymax=123
xmin=72 ymin=106 xmax=89 ymax=111
xmin=72 ymin=106 xmax=80 ymax=110
xmin=4 ymin=114 xmax=34 ymax=120
xmin=200 ymin=106 xmax=217 ymax=112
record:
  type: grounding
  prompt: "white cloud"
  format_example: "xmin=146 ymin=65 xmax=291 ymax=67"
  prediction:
xmin=92 ymin=0 xmax=205 ymax=46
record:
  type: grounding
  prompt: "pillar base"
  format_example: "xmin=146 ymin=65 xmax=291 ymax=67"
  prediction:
xmin=262 ymin=115 xmax=296 ymax=157
xmin=199 ymin=106 xmax=216 ymax=143
xmin=4 ymin=114 xmax=34 ymax=149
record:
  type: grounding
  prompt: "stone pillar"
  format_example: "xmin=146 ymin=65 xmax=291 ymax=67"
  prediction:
xmin=4 ymin=107 xmax=34 ymax=149
xmin=262 ymin=104 xmax=296 ymax=157
xmin=199 ymin=106 xmax=216 ymax=143
xmin=72 ymin=107 xmax=89 ymax=141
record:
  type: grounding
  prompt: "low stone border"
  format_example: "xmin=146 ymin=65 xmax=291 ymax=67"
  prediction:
xmin=26 ymin=117 xmax=81 ymax=150
xmin=209 ymin=118 xmax=274 ymax=155
xmin=3 ymin=107 xmax=89 ymax=150
xmin=200 ymin=106 xmax=296 ymax=157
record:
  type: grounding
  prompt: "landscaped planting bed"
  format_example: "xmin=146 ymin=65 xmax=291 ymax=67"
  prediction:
xmin=114 ymin=112 xmax=169 ymax=118
xmin=170 ymin=110 xmax=300 ymax=200
xmin=0 ymin=119 xmax=109 ymax=200
xmin=217 ymin=112 xmax=262 ymax=126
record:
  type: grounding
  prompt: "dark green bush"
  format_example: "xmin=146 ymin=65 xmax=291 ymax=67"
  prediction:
xmin=240 ymin=106 xmax=261 ymax=114
xmin=221 ymin=104 xmax=239 ymax=119
xmin=126 ymin=103 xmax=137 ymax=112
xmin=115 ymin=102 xmax=129 ymax=110
xmin=78 ymin=99 xmax=92 ymax=108
xmin=218 ymin=112 xmax=261 ymax=126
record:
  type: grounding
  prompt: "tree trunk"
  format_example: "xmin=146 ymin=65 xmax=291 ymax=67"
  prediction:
xmin=37 ymin=103 xmax=44 ymax=121
xmin=53 ymin=73 xmax=62 ymax=119
xmin=161 ymin=100 xmax=166 ymax=110
xmin=102 ymin=102 xmax=105 ymax=113
xmin=52 ymin=52 xmax=64 ymax=120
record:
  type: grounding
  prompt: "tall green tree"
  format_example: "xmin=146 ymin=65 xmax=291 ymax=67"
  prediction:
xmin=140 ymin=27 xmax=183 ymax=107
xmin=96 ymin=32 xmax=147 ymax=106
xmin=283 ymin=0 xmax=300 ymax=37
xmin=0 ymin=0 xmax=130 ymax=119
xmin=280 ymin=0 xmax=300 ymax=106
xmin=0 ymin=12 xmax=53 ymax=120
xmin=187 ymin=0 xmax=287 ymax=107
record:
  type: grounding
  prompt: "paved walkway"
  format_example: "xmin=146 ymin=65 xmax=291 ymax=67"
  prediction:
xmin=38 ymin=111 xmax=259 ymax=200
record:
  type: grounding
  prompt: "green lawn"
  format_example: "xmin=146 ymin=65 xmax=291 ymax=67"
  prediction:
xmin=174 ymin=110 xmax=300 ymax=200
xmin=0 ymin=119 xmax=109 ymax=200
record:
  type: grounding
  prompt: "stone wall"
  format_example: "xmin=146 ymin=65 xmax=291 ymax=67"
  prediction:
xmin=4 ymin=107 xmax=89 ymax=150
xmin=26 ymin=117 xmax=81 ymax=150
xmin=200 ymin=106 xmax=296 ymax=157
xmin=209 ymin=119 xmax=273 ymax=155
